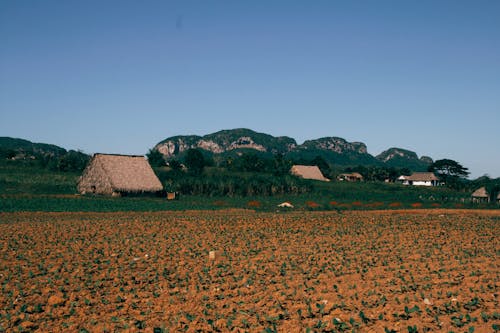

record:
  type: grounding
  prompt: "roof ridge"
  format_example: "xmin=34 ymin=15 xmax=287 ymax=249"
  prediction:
xmin=94 ymin=153 xmax=145 ymax=158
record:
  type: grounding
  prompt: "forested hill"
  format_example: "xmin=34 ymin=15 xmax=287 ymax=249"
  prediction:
xmin=154 ymin=128 xmax=432 ymax=170
xmin=0 ymin=137 xmax=67 ymax=156
xmin=1 ymin=130 xmax=435 ymax=172
xmin=0 ymin=137 xmax=89 ymax=172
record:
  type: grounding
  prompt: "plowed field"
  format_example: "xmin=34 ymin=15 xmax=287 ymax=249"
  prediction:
xmin=0 ymin=210 xmax=498 ymax=332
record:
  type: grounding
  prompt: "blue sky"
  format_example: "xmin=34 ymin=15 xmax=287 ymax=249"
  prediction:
xmin=1 ymin=1 xmax=499 ymax=178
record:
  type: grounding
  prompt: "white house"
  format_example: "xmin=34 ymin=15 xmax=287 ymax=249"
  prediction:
xmin=398 ymin=172 xmax=439 ymax=186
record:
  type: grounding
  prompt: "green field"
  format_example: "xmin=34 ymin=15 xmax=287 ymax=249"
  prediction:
xmin=1 ymin=160 xmax=487 ymax=213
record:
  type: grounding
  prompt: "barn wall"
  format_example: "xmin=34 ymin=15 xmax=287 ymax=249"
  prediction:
xmin=412 ymin=181 xmax=432 ymax=186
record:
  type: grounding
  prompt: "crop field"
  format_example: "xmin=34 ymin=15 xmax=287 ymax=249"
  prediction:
xmin=0 ymin=210 xmax=498 ymax=332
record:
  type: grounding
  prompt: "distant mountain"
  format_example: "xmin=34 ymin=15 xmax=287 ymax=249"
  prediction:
xmin=376 ymin=147 xmax=433 ymax=171
xmin=0 ymin=137 xmax=90 ymax=172
xmin=290 ymin=137 xmax=379 ymax=166
xmin=154 ymin=128 xmax=430 ymax=169
xmin=300 ymin=137 xmax=367 ymax=154
xmin=0 ymin=137 xmax=67 ymax=157
xmin=155 ymin=128 xmax=297 ymax=157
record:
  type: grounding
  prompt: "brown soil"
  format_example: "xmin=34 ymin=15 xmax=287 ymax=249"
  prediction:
xmin=0 ymin=210 xmax=498 ymax=332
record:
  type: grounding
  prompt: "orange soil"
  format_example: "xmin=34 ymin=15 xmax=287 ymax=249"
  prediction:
xmin=0 ymin=210 xmax=498 ymax=332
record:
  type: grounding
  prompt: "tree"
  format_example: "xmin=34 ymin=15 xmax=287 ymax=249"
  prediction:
xmin=310 ymin=156 xmax=331 ymax=178
xmin=168 ymin=159 xmax=183 ymax=171
xmin=184 ymin=149 xmax=206 ymax=175
xmin=0 ymin=149 xmax=16 ymax=159
xmin=146 ymin=149 xmax=165 ymax=167
xmin=429 ymin=159 xmax=469 ymax=178
xmin=273 ymin=154 xmax=292 ymax=176
xmin=54 ymin=150 xmax=90 ymax=172
xmin=238 ymin=153 xmax=268 ymax=172
xmin=428 ymin=159 xmax=469 ymax=189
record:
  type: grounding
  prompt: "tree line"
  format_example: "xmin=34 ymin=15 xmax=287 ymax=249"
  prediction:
xmin=148 ymin=148 xmax=422 ymax=181
xmin=0 ymin=148 xmax=90 ymax=172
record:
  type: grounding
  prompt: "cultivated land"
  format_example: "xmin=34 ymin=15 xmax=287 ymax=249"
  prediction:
xmin=0 ymin=210 xmax=498 ymax=332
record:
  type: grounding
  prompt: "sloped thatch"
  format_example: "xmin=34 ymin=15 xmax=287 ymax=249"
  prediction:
xmin=472 ymin=187 xmax=489 ymax=198
xmin=397 ymin=172 xmax=439 ymax=186
xmin=338 ymin=172 xmax=364 ymax=182
xmin=78 ymin=154 xmax=163 ymax=195
xmin=471 ymin=187 xmax=489 ymax=203
xmin=406 ymin=172 xmax=439 ymax=182
xmin=290 ymin=165 xmax=329 ymax=182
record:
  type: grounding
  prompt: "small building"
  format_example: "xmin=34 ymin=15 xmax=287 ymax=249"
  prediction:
xmin=166 ymin=192 xmax=179 ymax=200
xmin=398 ymin=172 xmax=439 ymax=186
xmin=290 ymin=165 xmax=329 ymax=182
xmin=471 ymin=187 xmax=489 ymax=203
xmin=497 ymin=192 xmax=500 ymax=204
xmin=337 ymin=172 xmax=364 ymax=182
xmin=78 ymin=153 xmax=163 ymax=196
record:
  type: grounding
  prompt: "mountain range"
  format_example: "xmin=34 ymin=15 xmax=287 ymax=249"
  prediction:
xmin=0 ymin=137 xmax=67 ymax=157
xmin=153 ymin=128 xmax=433 ymax=170
xmin=0 ymin=129 xmax=434 ymax=171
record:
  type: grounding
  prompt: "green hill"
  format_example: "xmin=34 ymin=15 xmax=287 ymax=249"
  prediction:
xmin=0 ymin=137 xmax=90 ymax=172
xmin=0 ymin=137 xmax=67 ymax=158
xmin=154 ymin=129 xmax=428 ymax=169
xmin=376 ymin=147 xmax=432 ymax=171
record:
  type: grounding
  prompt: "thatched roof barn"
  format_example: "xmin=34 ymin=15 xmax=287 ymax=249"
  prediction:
xmin=290 ymin=165 xmax=329 ymax=182
xmin=471 ymin=187 xmax=489 ymax=203
xmin=77 ymin=154 xmax=163 ymax=196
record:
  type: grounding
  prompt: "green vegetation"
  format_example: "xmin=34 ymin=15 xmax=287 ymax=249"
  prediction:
xmin=0 ymin=160 xmax=79 ymax=195
xmin=154 ymin=128 xmax=434 ymax=169
xmin=1 ymin=135 xmax=499 ymax=212
xmin=184 ymin=148 xmax=207 ymax=176
xmin=376 ymin=147 xmax=431 ymax=171
xmin=428 ymin=159 xmax=470 ymax=190
xmin=0 ymin=157 xmax=491 ymax=213
xmin=157 ymin=128 xmax=296 ymax=155
xmin=0 ymin=137 xmax=89 ymax=173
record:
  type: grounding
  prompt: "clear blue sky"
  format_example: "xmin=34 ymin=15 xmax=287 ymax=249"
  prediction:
xmin=1 ymin=1 xmax=499 ymax=178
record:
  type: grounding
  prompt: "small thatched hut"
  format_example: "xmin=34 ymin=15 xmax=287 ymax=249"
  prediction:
xmin=77 ymin=154 xmax=163 ymax=196
xmin=471 ymin=187 xmax=489 ymax=203
xmin=338 ymin=172 xmax=364 ymax=182
xmin=290 ymin=165 xmax=329 ymax=182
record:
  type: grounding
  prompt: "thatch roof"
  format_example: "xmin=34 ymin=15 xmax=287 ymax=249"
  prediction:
xmin=78 ymin=154 xmax=163 ymax=194
xmin=471 ymin=187 xmax=489 ymax=198
xmin=290 ymin=165 xmax=329 ymax=182
xmin=406 ymin=172 xmax=439 ymax=182
xmin=340 ymin=172 xmax=364 ymax=180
